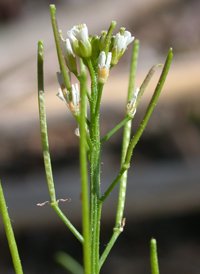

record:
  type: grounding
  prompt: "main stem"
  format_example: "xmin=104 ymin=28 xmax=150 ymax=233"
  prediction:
xmin=80 ymin=71 xmax=91 ymax=274
xmin=88 ymin=58 xmax=101 ymax=274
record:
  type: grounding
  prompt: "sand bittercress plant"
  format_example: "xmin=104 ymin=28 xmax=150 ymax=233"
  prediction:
xmin=39 ymin=5 xmax=172 ymax=274
xmin=0 ymin=4 xmax=173 ymax=274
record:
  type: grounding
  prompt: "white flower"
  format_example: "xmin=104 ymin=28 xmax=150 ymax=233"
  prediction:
xmin=111 ymin=30 xmax=134 ymax=65
xmin=61 ymin=38 xmax=77 ymax=72
xmin=68 ymin=24 xmax=89 ymax=43
xmin=70 ymin=83 xmax=80 ymax=115
xmin=98 ymin=51 xmax=112 ymax=84
xmin=56 ymin=71 xmax=70 ymax=105
xmin=113 ymin=31 xmax=134 ymax=54
xmin=56 ymin=71 xmax=80 ymax=115
xmin=67 ymin=24 xmax=92 ymax=57
xmin=57 ymin=88 xmax=68 ymax=105
xmin=126 ymin=87 xmax=140 ymax=116
xmin=66 ymin=38 xmax=74 ymax=55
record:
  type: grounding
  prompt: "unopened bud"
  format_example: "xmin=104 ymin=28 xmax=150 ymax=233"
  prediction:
xmin=98 ymin=51 xmax=112 ymax=84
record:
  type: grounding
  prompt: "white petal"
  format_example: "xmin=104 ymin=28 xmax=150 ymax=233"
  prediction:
xmin=61 ymin=39 xmax=67 ymax=58
xmin=80 ymin=24 xmax=89 ymax=43
xmin=98 ymin=51 xmax=106 ymax=70
xmin=67 ymin=30 xmax=77 ymax=43
xmin=57 ymin=88 xmax=67 ymax=104
xmin=74 ymin=83 xmax=80 ymax=103
xmin=105 ymin=52 xmax=112 ymax=69
xmin=124 ymin=31 xmax=134 ymax=46
xmin=66 ymin=39 xmax=74 ymax=55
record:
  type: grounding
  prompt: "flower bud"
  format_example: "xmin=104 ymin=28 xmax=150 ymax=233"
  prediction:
xmin=99 ymin=30 xmax=107 ymax=51
xmin=70 ymin=83 xmax=80 ymax=115
xmin=61 ymin=38 xmax=77 ymax=73
xmin=98 ymin=51 xmax=112 ymax=84
xmin=67 ymin=24 xmax=92 ymax=58
xmin=111 ymin=30 xmax=134 ymax=66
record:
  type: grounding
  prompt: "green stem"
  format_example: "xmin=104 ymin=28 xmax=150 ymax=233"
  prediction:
xmin=0 ymin=182 xmax=23 ymax=274
xmin=38 ymin=40 xmax=56 ymax=203
xmin=115 ymin=39 xmax=140 ymax=228
xmin=90 ymin=148 xmax=101 ymax=274
xmin=75 ymin=116 xmax=92 ymax=151
xmin=99 ymin=231 xmax=121 ymax=270
xmin=90 ymin=135 xmax=101 ymax=274
xmin=104 ymin=21 xmax=117 ymax=55
xmin=150 ymin=238 xmax=159 ymax=274
xmin=102 ymin=49 xmax=172 ymax=265
xmin=124 ymin=48 xmax=173 ymax=165
xmin=74 ymin=71 xmax=92 ymax=104
xmin=86 ymin=56 xmax=101 ymax=274
xmin=79 ymin=65 xmax=91 ymax=274
xmin=136 ymin=63 xmax=163 ymax=108
xmin=99 ymin=40 xmax=139 ymax=268
xmin=38 ymin=40 xmax=82 ymax=243
xmin=100 ymin=115 xmax=133 ymax=145
xmin=100 ymin=164 xmax=129 ymax=203
xmin=50 ymin=5 xmax=71 ymax=91
xmin=95 ymin=83 xmax=104 ymax=116
xmin=52 ymin=204 xmax=84 ymax=244
xmin=87 ymin=58 xmax=98 ymax=115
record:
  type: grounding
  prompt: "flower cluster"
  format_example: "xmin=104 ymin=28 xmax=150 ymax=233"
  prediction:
xmin=57 ymin=22 xmax=134 ymax=113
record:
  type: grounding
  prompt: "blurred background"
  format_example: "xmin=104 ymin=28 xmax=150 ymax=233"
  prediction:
xmin=0 ymin=0 xmax=200 ymax=273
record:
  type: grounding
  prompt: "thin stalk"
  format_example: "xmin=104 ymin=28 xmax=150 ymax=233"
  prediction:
xmin=104 ymin=21 xmax=117 ymax=55
xmin=124 ymin=48 xmax=173 ymax=165
xmin=38 ymin=40 xmax=56 ymax=203
xmin=79 ymin=66 xmax=91 ymax=274
xmin=0 ymin=182 xmax=23 ymax=274
xmin=99 ymin=231 xmax=121 ymax=270
xmin=75 ymin=71 xmax=92 ymax=104
xmin=87 ymin=58 xmax=98 ymax=115
xmin=100 ymin=114 xmax=133 ymax=146
xmin=95 ymin=83 xmax=104 ymax=116
xmin=150 ymin=238 xmax=160 ymax=274
xmin=52 ymin=204 xmax=84 ymax=244
xmin=115 ymin=39 xmax=140 ymax=228
xmin=99 ymin=40 xmax=139 ymax=268
xmin=100 ymin=48 xmax=172 ymax=266
xmin=50 ymin=5 xmax=71 ymax=91
xmin=136 ymin=63 xmax=163 ymax=108
xmin=100 ymin=164 xmax=129 ymax=203
xmin=38 ymin=40 xmax=82 ymax=243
